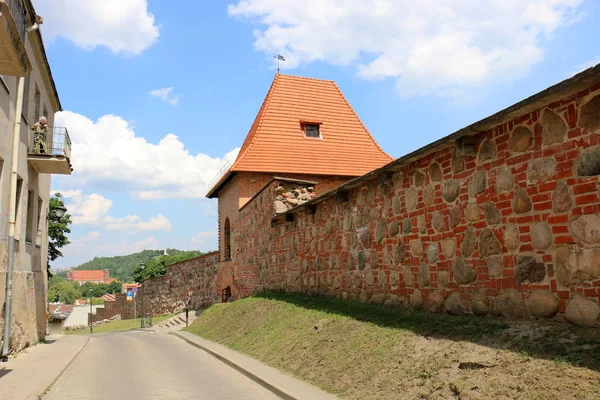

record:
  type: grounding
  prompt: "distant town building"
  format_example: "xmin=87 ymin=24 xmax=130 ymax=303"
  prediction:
xmin=67 ymin=270 xmax=112 ymax=285
xmin=122 ymin=283 xmax=141 ymax=294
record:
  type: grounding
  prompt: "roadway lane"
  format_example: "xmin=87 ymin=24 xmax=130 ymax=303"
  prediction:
xmin=43 ymin=330 xmax=280 ymax=400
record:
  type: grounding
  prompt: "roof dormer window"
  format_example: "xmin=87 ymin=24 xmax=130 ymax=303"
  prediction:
xmin=304 ymin=123 xmax=320 ymax=138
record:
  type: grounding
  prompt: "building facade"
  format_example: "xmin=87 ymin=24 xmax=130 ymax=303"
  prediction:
xmin=207 ymin=73 xmax=393 ymax=299
xmin=0 ymin=0 xmax=71 ymax=354
xmin=67 ymin=270 xmax=112 ymax=285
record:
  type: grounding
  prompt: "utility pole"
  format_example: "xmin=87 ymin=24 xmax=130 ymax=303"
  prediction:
xmin=89 ymin=287 xmax=93 ymax=334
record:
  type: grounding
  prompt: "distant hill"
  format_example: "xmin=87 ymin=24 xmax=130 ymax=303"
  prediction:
xmin=71 ymin=249 xmax=205 ymax=282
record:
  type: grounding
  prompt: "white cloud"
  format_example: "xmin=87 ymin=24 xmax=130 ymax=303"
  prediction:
xmin=191 ymin=230 xmax=216 ymax=245
xmin=64 ymin=235 xmax=159 ymax=259
xmin=570 ymin=57 xmax=600 ymax=76
xmin=60 ymin=190 xmax=172 ymax=232
xmin=54 ymin=111 xmax=240 ymax=200
xmin=229 ymin=0 xmax=584 ymax=98
xmin=150 ymin=87 xmax=179 ymax=106
xmin=35 ymin=0 xmax=159 ymax=56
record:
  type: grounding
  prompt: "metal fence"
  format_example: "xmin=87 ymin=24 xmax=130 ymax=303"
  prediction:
xmin=28 ymin=126 xmax=72 ymax=159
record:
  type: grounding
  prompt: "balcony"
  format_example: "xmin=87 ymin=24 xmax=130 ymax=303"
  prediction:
xmin=0 ymin=0 xmax=31 ymax=76
xmin=27 ymin=126 xmax=73 ymax=175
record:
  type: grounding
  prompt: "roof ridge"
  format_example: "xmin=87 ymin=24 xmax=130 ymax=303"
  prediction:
xmin=330 ymin=80 xmax=392 ymax=160
xmin=277 ymin=73 xmax=335 ymax=83
xmin=231 ymin=74 xmax=280 ymax=170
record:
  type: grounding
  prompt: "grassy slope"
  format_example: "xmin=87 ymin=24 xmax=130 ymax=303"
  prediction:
xmin=185 ymin=293 xmax=600 ymax=400
xmin=65 ymin=314 xmax=174 ymax=335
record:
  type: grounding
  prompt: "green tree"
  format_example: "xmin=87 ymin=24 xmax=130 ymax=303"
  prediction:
xmin=47 ymin=281 xmax=79 ymax=304
xmin=92 ymin=283 xmax=108 ymax=297
xmin=133 ymin=251 xmax=204 ymax=283
xmin=48 ymin=193 xmax=72 ymax=277
xmin=107 ymin=280 xmax=122 ymax=294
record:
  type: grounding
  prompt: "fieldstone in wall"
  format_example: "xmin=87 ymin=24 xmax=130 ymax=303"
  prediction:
xmin=414 ymin=170 xmax=426 ymax=187
xmin=442 ymin=180 xmax=460 ymax=203
xmin=449 ymin=205 xmax=462 ymax=229
xmin=541 ymin=109 xmax=567 ymax=145
xmin=426 ymin=291 xmax=445 ymax=313
xmin=343 ymin=213 xmax=352 ymax=231
xmin=417 ymin=215 xmax=426 ymax=233
xmin=453 ymin=258 xmax=477 ymax=285
xmin=358 ymin=251 xmax=366 ymax=270
xmin=390 ymin=271 xmax=399 ymax=287
xmin=577 ymin=147 xmax=600 ymax=176
xmin=579 ymin=95 xmax=600 ymax=131
xmin=403 ymin=264 xmax=415 ymax=286
xmin=367 ymin=185 xmax=375 ymax=203
xmin=515 ymin=255 xmax=546 ymax=284
xmin=438 ymin=270 xmax=449 ymax=288
xmin=403 ymin=218 xmax=412 ymax=234
xmin=479 ymin=229 xmax=502 ymax=257
xmin=392 ymin=196 xmax=401 ymax=215
xmin=325 ymin=220 xmax=333 ymax=235
xmin=410 ymin=239 xmax=423 ymax=256
xmin=496 ymin=289 xmax=524 ymax=318
xmin=571 ymin=214 xmax=600 ymax=245
xmin=405 ymin=187 xmax=418 ymax=211
xmin=426 ymin=244 xmax=439 ymax=264
xmin=445 ymin=293 xmax=465 ymax=316
xmin=410 ymin=289 xmax=423 ymax=309
xmin=375 ymin=219 xmax=387 ymax=242
xmin=487 ymin=256 xmax=503 ymax=278
xmin=531 ymin=222 xmax=552 ymax=250
xmin=528 ymin=158 xmax=557 ymax=184
xmin=429 ymin=163 xmax=443 ymax=182
xmin=496 ymin=168 xmax=514 ymax=194
xmin=274 ymin=200 xmax=287 ymax=214
xmin=384 ymin=295 xmax=406 ymax=308
xmin=432 ymin=211 xmax=446 ymax=232
xmin=469 ymin=170 xmax=487 ymax=197
xmin=389 ymin=221 xmax=400 ymax=237
xmin=552 ymin=182 xmax=572 ymax=213
xmin=527 ymin=291 xmax=559 ymax=319
xmin=370 ymin=254 xmax=379 ymax=270
xmin=358 ymin=227 xmax=371 ymax=248
xmin=452 ymin=150 xmax=465 ymax=174
xmin=461 ymin=228 xmax=476 ymax=257
xmin=554 ymin=246 xmax=600 ymax=286
xmin=369 ymin=208 xmax=380 ymax=221
xmin=513 ymin=189 xmax=532 ymax=214
xmin=465 ymin=202 xmax=480 ymax=222
xmin=393 ymin=243 xmax=406 ymax=265
xmin=423 ymin=185 xmax=435 ymax=206
xmin=479 ymin=138 xmax=496 ymax=161
xmin=481 ymin=202 xmax=501 ymax=225
xmin=509 ymin=126 xmax=533 ymax=152
xmin=504 ymin=225 xmax=520 ymax=250
xmin=471 ymin=289 xmax=489 ymax=316
xmin=565 ymin=294 xmax=600 ymax=327
xmin=442 ymin=239 xmax=456 ymax=258
xmin=419 ymin=264 xmax=430 ymax=287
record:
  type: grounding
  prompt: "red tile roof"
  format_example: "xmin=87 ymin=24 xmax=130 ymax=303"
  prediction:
xmin=68 ymin=270 xmax=107 ymax=282
xmin=207 ymin=74 xmax=392 ymax=198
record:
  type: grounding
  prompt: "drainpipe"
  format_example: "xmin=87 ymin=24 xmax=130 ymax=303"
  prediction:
xmin=2 ymin=76 xmax=25 ymax=360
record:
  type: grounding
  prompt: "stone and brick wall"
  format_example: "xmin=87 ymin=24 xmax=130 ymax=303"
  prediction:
xmin=90 ymin=294 xmax=135 ymax=323
xmin=140 ymin=252 xmax=219 ymax=317
xmin=225 ymin=82 xmax=600 ymax=327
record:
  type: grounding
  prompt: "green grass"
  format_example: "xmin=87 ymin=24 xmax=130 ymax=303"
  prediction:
xmin=185 ymin=292 xmax=600 ymax=400
xmin=64 ymin=314 xmax=175 ymax=335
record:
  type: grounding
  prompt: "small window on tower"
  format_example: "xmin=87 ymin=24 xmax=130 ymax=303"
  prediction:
xmin=305 ymin=124 xmax=320 ymax=138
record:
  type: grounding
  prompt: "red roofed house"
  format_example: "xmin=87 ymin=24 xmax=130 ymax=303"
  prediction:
xmin=67 ymin=269 xmax=111 ymax=285
xmin=206 ymin=74 xmax=393 ymax=299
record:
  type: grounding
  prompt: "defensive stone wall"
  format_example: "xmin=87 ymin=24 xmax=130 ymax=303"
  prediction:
xmin=89 ymin=294 xmax=135 ymax=323
xmin=140 ymin=252 xmax=220 ymax=317
xmin=230 ymin=81 xmax=600 ymax=327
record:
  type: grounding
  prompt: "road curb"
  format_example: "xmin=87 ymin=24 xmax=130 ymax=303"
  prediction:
xmin=37 ymin=336 xmax=90 ymax=399
xmin=169 ymin=332 xmax=301 ymax=400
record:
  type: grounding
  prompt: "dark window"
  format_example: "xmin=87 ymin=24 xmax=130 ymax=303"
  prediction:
xmin=224 ymin=217 xmax=231 ymax=260
xmin=305 ymin=124 xmax=320 ymax=138
xmin=34 ymin=86 xmax=41 ymax=121
xmin=26 ymin=190 xmax=34 ymax=243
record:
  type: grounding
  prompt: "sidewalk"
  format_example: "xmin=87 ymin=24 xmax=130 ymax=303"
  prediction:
xmin=170 ymin=331 xmax=338 ymax=400
xmin=0 ymin=334 xmax=89 ymax=400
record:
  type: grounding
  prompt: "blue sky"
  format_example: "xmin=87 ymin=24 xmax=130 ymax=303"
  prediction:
xmin=37 ymin=0 xmax=599 ymax=269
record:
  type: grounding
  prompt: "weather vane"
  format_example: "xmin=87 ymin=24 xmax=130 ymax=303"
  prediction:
xmin=273 ymin=54 xmax=285 ymax=73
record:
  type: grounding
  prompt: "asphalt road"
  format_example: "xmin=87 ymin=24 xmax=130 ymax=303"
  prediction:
xmin=42 ymin=331 xmax=280 ymax=400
